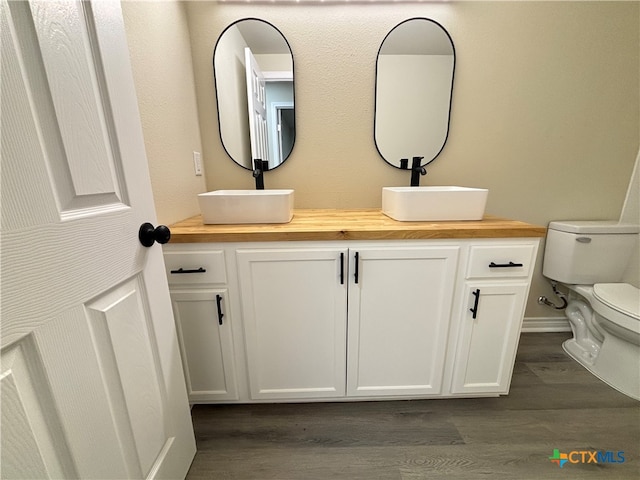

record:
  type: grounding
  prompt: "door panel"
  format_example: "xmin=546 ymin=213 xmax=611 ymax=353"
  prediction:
xmin=451 ymin=283 xmax=528 ymax=394
xmin=1 ymin=338 xmax=75 ymax=479
xmin=4 ymin=0 xmax=127 ymax=220
xmin=1 ymin=373 xmax=50 ymax=480
xmin=347 ymin=247 xmax=459 ymax=396
xmin=86 ymin=277 xmax=167 ymax=476
xmin=29 ymin=0 xmax=125 ymax=201
xmin=237 ymin=248 xmax=348 ymax=399
xmin=170 ymin=289 xmax=238 ymax=401
xmin=33 ymin=308 xmax=134 ymax=479
xmin=1 ymin=1 xmax=195 ymax=477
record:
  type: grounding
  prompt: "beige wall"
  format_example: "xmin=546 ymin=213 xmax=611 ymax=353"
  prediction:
xmin=122 ymin=1 xmax=206 ymax=226
xmin=125 ymin=1 xmax=639 ymax=321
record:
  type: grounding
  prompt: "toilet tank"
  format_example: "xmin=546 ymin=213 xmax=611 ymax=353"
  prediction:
xmin=543 ymin=221 xmax=640 ymax=284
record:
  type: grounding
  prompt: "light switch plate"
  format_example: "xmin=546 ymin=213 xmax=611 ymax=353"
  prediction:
xmin=193 ymin=151 xmax=202 ymax=176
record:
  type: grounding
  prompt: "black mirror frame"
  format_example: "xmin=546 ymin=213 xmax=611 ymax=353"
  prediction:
xmin=373 ymin=17 xmax=456 ymax=170
xmin=213 ymin=18 xmax=296 ymax=171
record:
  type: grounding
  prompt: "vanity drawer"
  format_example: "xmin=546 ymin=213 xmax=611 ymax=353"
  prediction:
xmin=164 ymin=250 xmax=227 ymax=285
xmin=466 ymin=244 xmax=536 ymax=279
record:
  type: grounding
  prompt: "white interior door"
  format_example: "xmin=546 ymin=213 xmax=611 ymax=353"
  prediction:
xmin=245 ymin=47 xmax=269 ymax=166
xmin=1 ymin=1 xmax=196 ymax=478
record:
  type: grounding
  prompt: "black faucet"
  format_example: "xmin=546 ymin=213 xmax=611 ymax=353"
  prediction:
xmin=253 ymin=159 xmax=267 ymax=190
xmin=410 ymin=156 xmax=426 ymax=187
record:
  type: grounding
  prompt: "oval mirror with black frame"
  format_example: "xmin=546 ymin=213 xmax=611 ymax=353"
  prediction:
xmin=213 ymin=19 xmax=295 ymax=172
xmin=374 ymin=18 xmax=455 ymax=170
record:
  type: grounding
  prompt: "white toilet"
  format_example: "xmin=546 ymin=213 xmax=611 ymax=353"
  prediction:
xmin=543 ymin=220 xmax=640 ymax=400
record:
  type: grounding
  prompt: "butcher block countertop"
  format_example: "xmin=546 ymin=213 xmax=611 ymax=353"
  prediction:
xmin=168 ymin=209 xmax=546 ymax=243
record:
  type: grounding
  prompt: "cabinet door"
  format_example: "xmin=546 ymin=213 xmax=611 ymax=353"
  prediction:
xmin=347 ymin=246 xmax=459 ymax=397
xmin=451 ymin=283 xmax=528 ymax=394
xmin=170 ymin=290 xmax=238 ymax=402
xmin=237 ymin=248 xmax=348 ymax=400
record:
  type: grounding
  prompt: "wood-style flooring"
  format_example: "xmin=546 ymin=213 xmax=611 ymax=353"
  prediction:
xmin=186 ymin=333 xmax=639 ymax=479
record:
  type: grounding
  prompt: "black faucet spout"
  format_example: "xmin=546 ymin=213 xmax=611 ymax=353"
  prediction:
xmin=410 ymin=156 xmax=426 ymax=187
xmin=253 ymin=159 xmax=266 ymax=190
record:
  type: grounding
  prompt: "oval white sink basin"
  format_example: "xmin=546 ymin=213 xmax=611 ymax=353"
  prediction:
xmin=382 ymin=186 xmax=488 ymax=222
xmin=198 ymin=189 xmax=294 ymax=224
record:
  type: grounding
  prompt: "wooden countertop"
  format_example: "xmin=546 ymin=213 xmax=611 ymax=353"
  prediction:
xmin=168 ymin=209 xmax=546 ymax=243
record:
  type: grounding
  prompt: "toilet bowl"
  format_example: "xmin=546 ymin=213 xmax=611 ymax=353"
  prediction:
xmin=542 ymin=220 xmax=640 ymax=400
xmin=592 ymin=284 xmax=640 ymax=345
xmin=562 ymin=284 xmax=640 ymax=400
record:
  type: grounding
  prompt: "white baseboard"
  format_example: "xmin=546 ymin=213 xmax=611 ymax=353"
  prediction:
xmin=522 ymin=316 xmax=571 ymax=333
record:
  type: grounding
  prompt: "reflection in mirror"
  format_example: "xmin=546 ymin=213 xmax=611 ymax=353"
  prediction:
xmin=375 ymin=18 xmax=455 ymax=169
xmin=214 ymin=19 xmax=295 ymax=171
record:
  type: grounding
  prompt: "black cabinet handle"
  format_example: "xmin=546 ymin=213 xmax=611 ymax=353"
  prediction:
xmin=340 ymin=252 xmax=344 ymax=285
xmin=354 ymin=252 xmax=359 ymax=284
xmin=489 ymin=261 xmax=523 ymax=268
xmin=469 ymin=289 xmax=481 ymax=319
xmin=216 ymin=294 xmax=224 ymax=325
xmin=170 ymin=267 xmax=207 ymax=274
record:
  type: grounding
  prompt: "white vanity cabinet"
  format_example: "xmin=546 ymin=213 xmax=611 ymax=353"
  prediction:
xmin=450 ymin=243 xmax=538 ymax=394
xmin=164 ymin=249 xmax=238 ymax=402
xmin=164 ymin=210 xmax=544 ymax=403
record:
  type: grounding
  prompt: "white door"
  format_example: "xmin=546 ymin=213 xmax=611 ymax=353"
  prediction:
xmin=1 ymin=1 xmax=196 ymax=479
xmin=236 ymin=247 xmax=348 ymax=400
xmin=170 ymin=289 xmax=238 ymax=402
xmin=451 ymin=283 xmax=529 ymax=394
xmin=347 ymin=246 xmax=459 ymax=397
xmin=245 ymin=47 xmax=269 ymax=166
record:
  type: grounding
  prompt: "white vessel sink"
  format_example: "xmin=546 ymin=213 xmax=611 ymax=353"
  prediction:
xmin=382 ymin=186 xmax=489 ymax=222
xmin=198 ymin=189 xmax=294 ymax=224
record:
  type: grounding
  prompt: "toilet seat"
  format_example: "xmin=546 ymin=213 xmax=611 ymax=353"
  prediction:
xmin=592 ymin=283 xmax=640 ymax=333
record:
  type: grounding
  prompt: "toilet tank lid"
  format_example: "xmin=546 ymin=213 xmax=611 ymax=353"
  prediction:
xmin=548 ymin=221 xmax=640 ymax=234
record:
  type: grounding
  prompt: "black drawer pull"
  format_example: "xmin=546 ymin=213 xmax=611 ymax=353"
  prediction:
xmin=340 ymin=252 xmax=344 ymax=285
xmin=170 ymin=267 xmax=207 ymax=274
xmin=489 ymin=261 xmax=523 ymax=268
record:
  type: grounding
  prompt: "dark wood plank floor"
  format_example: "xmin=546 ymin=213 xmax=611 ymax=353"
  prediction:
xmin=186 ymin=333 xmax=640 ymax=479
